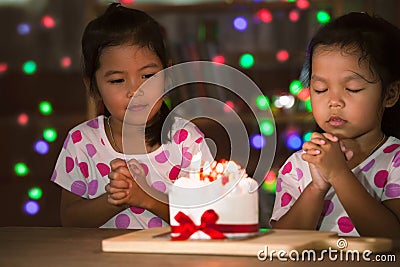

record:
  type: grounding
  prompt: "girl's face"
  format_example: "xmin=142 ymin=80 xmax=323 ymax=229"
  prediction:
xmin=310 ymin=45 xmax=384 ymax=139
xmin=95 ymin=44 xmax=164 ymax=126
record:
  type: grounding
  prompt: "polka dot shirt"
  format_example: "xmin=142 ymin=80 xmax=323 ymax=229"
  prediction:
xmin=271 ymin=136 xmax=400 ymax=236
xmin=51 ymin=115 xmax=214 ymax=229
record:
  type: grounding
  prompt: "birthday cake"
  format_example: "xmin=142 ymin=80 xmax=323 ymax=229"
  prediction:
xmin=169 ymin=158 xmax=259 ymax=240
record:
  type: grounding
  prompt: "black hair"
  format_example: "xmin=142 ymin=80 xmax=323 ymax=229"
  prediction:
xmin=302 ymin=12 xmax=400 ymax=138
xmin=81 ymin=3 xmax=172 ymax=146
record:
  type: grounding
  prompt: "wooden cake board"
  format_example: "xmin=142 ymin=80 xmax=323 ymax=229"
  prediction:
xmin=102 ymin=227 xmax=392 ymax=257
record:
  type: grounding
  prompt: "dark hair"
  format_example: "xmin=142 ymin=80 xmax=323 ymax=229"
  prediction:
xmin=302 ymin=12 xmax=400 ymax=138
xmin=81 ymin=3 xmax=172 ymax=146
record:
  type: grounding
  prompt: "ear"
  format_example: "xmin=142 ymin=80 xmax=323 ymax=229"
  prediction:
xmin=384 ymin=80 xmax=400 ymax=108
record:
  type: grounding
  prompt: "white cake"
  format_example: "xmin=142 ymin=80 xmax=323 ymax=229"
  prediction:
xmin=169 ymin=159 xmax=259 ymax=240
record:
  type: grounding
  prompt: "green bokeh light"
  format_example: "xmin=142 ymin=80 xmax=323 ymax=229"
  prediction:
xmin=303 ymin=131 xmax=313 ymax=142
xmin=239 ymin=53 xmax=254 ymax=69
xmin=43 ymin=128 xmax=57 ymax=142
xmin=289 ymin=80 xmax=303 ymax=95
xmin=262 ymin=180 xmax=276 ymax=193
xmin=39 ymin=101 xmax=53 ymax=115
xmin=23 ymin=60 xmax=37 ymax=75
xmin=28 ymin=187 xmax=43 ymax=200
xmin=14 ymin=162 xmax=29 ymax=176
xmin=256 ymin=95 xmax=270 ymax=110
xmin=316 ymin=11 xmax=331 ymax=24
xmin=305 ymin=98 xmax=312 ymax=112
xmin=260 ymin=119 xmax=274 ymax=136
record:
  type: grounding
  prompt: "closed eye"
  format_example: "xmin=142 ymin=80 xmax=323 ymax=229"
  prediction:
xmin=346 ymin=88 xmax=363 ymax=93
xmin=110 ymin=79 xmax=124 ymax=84
xmin=313 ymin=88 xmax=328 ymax=94
xmin=142 ymin=73 xmax=155 ymax=79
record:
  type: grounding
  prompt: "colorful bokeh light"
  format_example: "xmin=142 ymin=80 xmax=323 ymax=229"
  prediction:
xmin=233 ymin=16 xmax=248 ymax=31
xmin=276 ymin=50 xmax=289 ymax=62
xmin=256 ymin=8 xmax=273 ymax=23
xmin=60 ymin=56 xmax=72 ymax=68
xmin=34 ymin=140 xmax=49 ymax=155
xmin=39 ymin=101 xmax=53 ymax=115
xmin=297 ymin=0 xmax=310 ymax=9
xmin=28 ymin=187 xmax=43 ymax=200
xmin=43 ymin=128 xmax=57 ymax=142
xmin=41 ymin=15 xmax=56 ymax=28
xmin=250 ymin=134 xmax=266 ymax=150
xmin=289 ymin=80 xmax=302 ymax=95
xmin=239 ymin=53 xmax=254 ymax=69
xmin=256 ymin=95 xmax=270 ymax=110
xmin=289 ymin=10 xmax=300 ymax=22
xmin=303 ymin=131 xmax=313 ymax=142
xmin=297 ymin=88 xmax=310 ymax=101
xmin=17 ymin=23 xmax=30 ymax=35
xmin=17 ymin=113 xmax=29 ymax=125
xmin=260 ymin=119 xmax=274 ymax=136
xmin=23 ymin=60 xmax=37 ymax=75
xmin=286 ymin=133 xmax=303 ymax=150
xmin=24 ymin=200 xmax=39 ymax=215
xmin=224 ymin=100 xmax=234 ymax=112
xmin=317 ymin=10 xmax=331 ymax=24
xmin=212 ymin=55 xmax=225 ymax=65
xmin=14 ymin=162 xmax=29 ymax=176
xmin=0 ymin=62 xmax=8 ymax=73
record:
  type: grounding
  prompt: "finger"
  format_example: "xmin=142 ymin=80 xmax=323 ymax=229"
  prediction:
xmin=127 ymin=159 xmax=145 ymax=176
xmin=322 ymin=133 xmax=338 ymax=142
xmin=302 ymin=141 xmax=322 ymax=151
xmin=108 ymin=166 xmax=132 ymax=181
xmin=108 ymin=191 xmax=128 ymax=200
xmin=109 ymin=178 xmax=131 ymax=189
xmin=110 ymin=158 xmax=127 ymax=170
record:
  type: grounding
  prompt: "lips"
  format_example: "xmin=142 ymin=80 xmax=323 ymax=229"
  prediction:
xmin=127 ymin=104 xmax=148 ymax=112
xmin=328 ymin=116 xmax=346 ymax=127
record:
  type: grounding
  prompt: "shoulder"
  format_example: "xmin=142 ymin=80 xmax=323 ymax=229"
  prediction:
xmin=63 ymin=115 xmax=106 ymax=148
xmin=279 ymin=150 xmax=307 ymax=175
xmin=171 ymin=117 xmax=204 ymax=136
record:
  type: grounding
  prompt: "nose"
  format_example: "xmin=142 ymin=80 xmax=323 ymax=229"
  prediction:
xmin=126 ymin=86 xmax=144 ymax=98
xmin=328 ymin=90 xmax=344 ymax=109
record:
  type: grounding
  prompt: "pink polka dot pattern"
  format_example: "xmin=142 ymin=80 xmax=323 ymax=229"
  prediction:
xmin=86 ymin=118 xmax=99 ymax=129
xmin=140 ymin=163 xmax=149 ymax=176
xmin=276 ymin=178 xmax=282 ymax=192
xmin=115 ymin=214 xmax=130 ymax=229
xmin=78 ymin=162 xmax=89 ymax=178
xmin=63 ymin=134 xmax=70 ymax=149
xmin=337 ymin=216 xmax=354 ymax=233
xmin=71 ymin=130 xmax=82 ymax=144
xmin=155 ymin=150 xmax=170 ymax=164
xmin=282 ymin=161 xmax=292 ymax=175
xmin=321 ymin=200 xmax=334 ymax=217
xmin=195 ymin=137 xmax=203 ymax=144
xmin=374 ymin=170 xmax=388 ymax=188
xmin=281 ymin=192 xmax=292 ymax=207
xmin=296 ymin=168 xmax=303 ymax=181
xmin=383 ymin=144 xmax=400 ymax=153
xmin=181 ymin=147 xmax=193 ymax=168
xmin=88 ymin=180 xmax=98 ymax=196
xmin=71 ymin=181 xmax=86 ymax=196
xmin=169 ymin=165 xmax=181 ymax=181
xmin=173 ymin=129 xmax=188 ymax=144
xmin=148 ymin=217 xmax=162 ymax=228
xmin=151 ymin=181 xmax=167 ymax=193
xmin=393 ymin=151 xmax=400 ymax=168
xmin=130 ymin=206 xmax=145 ymax=214
xmin=96 ymin=163 xmax=110 ymax=177
xmin=361 ymin=159 xmax=375 ymax=172
xmin=66 ymin=157 xmax=74 ymax=173
xmin=51 ymin=170 xmax=57 ymax=181
xmin=86 ymin=144 xmax=97 ymax=158
xmin=385 ymin=183 xmax=400 ymax=198
xmin=101 ymin=138 xmax=105 ymax=146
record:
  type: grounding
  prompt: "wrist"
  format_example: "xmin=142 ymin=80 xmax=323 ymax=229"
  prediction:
xmin=308 ymin=182 xmax=330 ymax=197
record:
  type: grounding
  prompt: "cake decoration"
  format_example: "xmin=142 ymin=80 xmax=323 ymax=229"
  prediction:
xmin=169 ymin=153 xmax=259 ymax=240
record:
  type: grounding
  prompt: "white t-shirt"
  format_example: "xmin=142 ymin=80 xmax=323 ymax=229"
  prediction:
xmin=271 ymin=136 xmax=400 ymax=236
xmin=51 ymin=115 xmax=213 ymax=229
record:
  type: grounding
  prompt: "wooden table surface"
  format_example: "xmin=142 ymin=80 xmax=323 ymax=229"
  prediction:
xmin=0 ymin=227 xmax=399 ymax=267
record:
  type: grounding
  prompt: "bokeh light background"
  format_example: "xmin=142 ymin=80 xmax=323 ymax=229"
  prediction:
xmin=1 ymin=0 xmax=399 ymax=227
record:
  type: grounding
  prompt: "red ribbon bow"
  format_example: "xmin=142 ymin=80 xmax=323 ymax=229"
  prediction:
xmin=171 ymin=209 xmax=226 ymax=240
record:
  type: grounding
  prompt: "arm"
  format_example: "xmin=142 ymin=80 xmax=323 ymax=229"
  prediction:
xmin=303 ymin=135 xmax=400 ymax=238
xmin=106 ymin=158 xmax=170 ymax=223
xmin=60 ymin=189 xmax=126 ymax=227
